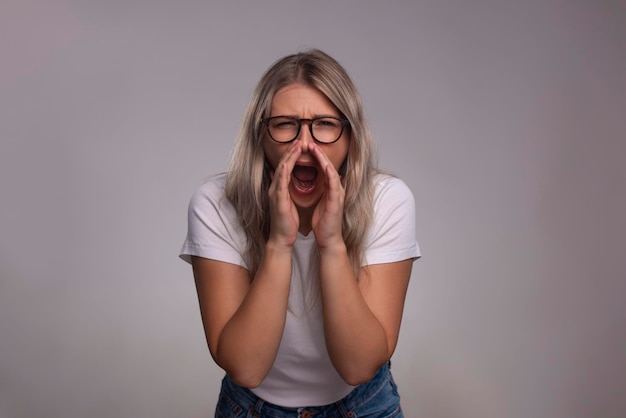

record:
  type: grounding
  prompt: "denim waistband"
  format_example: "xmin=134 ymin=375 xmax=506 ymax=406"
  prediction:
xmin=219 ymin=362 xmax=394 ymax=417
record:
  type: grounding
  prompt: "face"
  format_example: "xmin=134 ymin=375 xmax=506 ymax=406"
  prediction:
xmin=263 ymin=83 xmax=350 ymax=211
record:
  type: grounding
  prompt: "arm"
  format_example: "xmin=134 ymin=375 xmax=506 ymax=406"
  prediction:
xmin=192 ymin=243 xmax=292 ymax=388
xmin=309 ymin=143 xmax=417 ymax=385
xmin=319 ymin=248 xmax=413 ymax=385
xmin=191 ymin=141 xmax=304 ymax=388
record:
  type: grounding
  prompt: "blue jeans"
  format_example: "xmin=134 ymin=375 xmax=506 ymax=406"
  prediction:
xmin=215 ymin=362 xmax=403 ymax=417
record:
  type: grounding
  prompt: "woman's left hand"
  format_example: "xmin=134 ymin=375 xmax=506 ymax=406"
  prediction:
xmin=310 ymin=143 xmax=346 ymax=251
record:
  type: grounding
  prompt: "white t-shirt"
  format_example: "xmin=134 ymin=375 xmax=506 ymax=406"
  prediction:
xmin=180 ymin=173 xmax=420 ymax=407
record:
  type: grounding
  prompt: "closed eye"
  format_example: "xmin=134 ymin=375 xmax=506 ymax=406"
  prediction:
xmin=270 ymin=118 xmax=298 ymax=129
xmin=314 ymin=118 xmax=340 ymax=128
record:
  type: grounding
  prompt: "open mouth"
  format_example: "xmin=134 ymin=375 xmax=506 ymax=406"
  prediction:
xmin=291 ymin=164 xmax=318 ymax=193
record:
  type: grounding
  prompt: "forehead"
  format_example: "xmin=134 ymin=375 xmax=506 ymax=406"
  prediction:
xmin=270 ymin=83 xmax=339 ymax=115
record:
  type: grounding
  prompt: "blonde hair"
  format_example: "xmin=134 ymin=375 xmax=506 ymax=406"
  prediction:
xmin=225 ymin=49 xmax=377 ymax=276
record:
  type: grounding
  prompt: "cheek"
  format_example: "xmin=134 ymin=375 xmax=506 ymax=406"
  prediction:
xmin=330 ymin=142 xmax=350 ymax=170
xmin=262 ymin=142 xmax=283 ymax=169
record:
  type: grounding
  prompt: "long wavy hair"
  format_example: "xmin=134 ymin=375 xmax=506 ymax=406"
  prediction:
xmin=225 ymin=49 xmax=377 ymax=277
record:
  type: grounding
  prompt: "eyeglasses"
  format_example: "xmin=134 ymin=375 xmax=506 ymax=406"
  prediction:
xmin=262 ymin=116 xmax=350 ymax=144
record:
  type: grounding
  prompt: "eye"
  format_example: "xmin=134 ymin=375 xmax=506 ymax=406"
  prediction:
xmin=314 ymin=118 xmax=340 ymax=129
xmin=270 ymin=117 xmax=298 ymax=129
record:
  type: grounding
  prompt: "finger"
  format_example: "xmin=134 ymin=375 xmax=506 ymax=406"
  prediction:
xmin=309 ymin=142 xmax=336 ymax=178
xmin=325 ymin=162 xmax=342 ymax=189
xmin=324 ymin=164 xmax=344 ymax=206
xmin=282 ymin=140 xmax=302 ymax=174
xmin=273 ymin=141 xmax=301 ymax=180
xmin=270 ymin=141 xmax=301 ymax=193
xmin=310 ymin=143 xmax=343 ymax=191
xmin=278 ymin=142 xmax=302 ymax=192
xmin=278 ymin=162 xmax=291 ymax=195
xmin=270 ymin=163 xmax=291 ymax=214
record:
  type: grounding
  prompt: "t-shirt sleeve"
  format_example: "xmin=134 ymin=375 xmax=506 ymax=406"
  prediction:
xmin=363 ymin=176 xmax=421 ymax=266
xmin=179 ymin=176 xmax=248 ymax=269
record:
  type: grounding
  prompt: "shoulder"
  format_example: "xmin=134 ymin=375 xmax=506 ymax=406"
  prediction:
xmin=372 ymin=173 xmax=415 ymax=208
xmin=188 ymin=173 xmax=234 ymax=214
xmin=182 ymin=172 xmax=247 ymax=267
xmin=190 ymin=173 xmax=228 ymax=203
xmin=187 ymin=172 xmax=241 ymax=233
xmin=364 ymin=173 xmax=420 ymax=265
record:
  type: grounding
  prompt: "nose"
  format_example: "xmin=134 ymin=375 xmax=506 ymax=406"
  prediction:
xmin=296 ymin=121 xmax=314 ymax=148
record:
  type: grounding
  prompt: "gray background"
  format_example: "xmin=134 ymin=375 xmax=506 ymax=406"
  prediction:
xmin=1 ymin=1 xmax=625 ymax=417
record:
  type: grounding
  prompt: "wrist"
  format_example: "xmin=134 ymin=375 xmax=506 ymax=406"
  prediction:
xmin=317 ymin=239 xmax=348 ymax=258
xmin=265 ymin=239 xmax=295 ymax=256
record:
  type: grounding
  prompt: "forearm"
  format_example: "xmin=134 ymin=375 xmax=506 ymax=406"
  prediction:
xmin=215 ymin=243 xmax=292 ymax=387
xmin=319 ymin=245 xmax=390 ymax=385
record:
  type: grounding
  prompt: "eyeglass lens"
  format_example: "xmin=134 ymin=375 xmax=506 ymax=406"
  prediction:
xmin=266 ymin=117 xmax=346 ymax=143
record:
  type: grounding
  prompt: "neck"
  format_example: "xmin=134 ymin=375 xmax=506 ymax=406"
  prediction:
xmin=297 ymin=206 xmax=313 ymax=235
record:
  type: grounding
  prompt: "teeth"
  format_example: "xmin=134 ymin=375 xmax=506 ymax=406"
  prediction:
xmin=292 ymin=175 xmax=315 ymax=192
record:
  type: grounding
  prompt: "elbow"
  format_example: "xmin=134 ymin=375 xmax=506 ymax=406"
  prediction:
xmin=212 ymin=348 xmax=267 ymax=389
xmin=225 ymin=368 xmax=266 ymax=389
xmin=339 ymin=365 xmax=380 ymax=387
xmin=335 ymin=348 xmax=391 ymax=386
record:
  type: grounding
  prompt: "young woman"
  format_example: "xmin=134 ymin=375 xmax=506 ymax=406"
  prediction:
xmin=180 ymin=49 xmax=420 ymax=417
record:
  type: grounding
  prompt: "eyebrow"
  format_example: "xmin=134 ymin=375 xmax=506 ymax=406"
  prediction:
xmin=270 ymin=114 xmax=341 ymax=119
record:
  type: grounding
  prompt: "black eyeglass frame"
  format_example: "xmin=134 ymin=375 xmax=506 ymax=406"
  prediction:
xmin=261 ymin=116 xmax=350 ymax=144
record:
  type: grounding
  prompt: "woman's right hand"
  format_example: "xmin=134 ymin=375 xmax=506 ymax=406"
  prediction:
xmin=267 ymin=140 xmax=302 ymax=248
